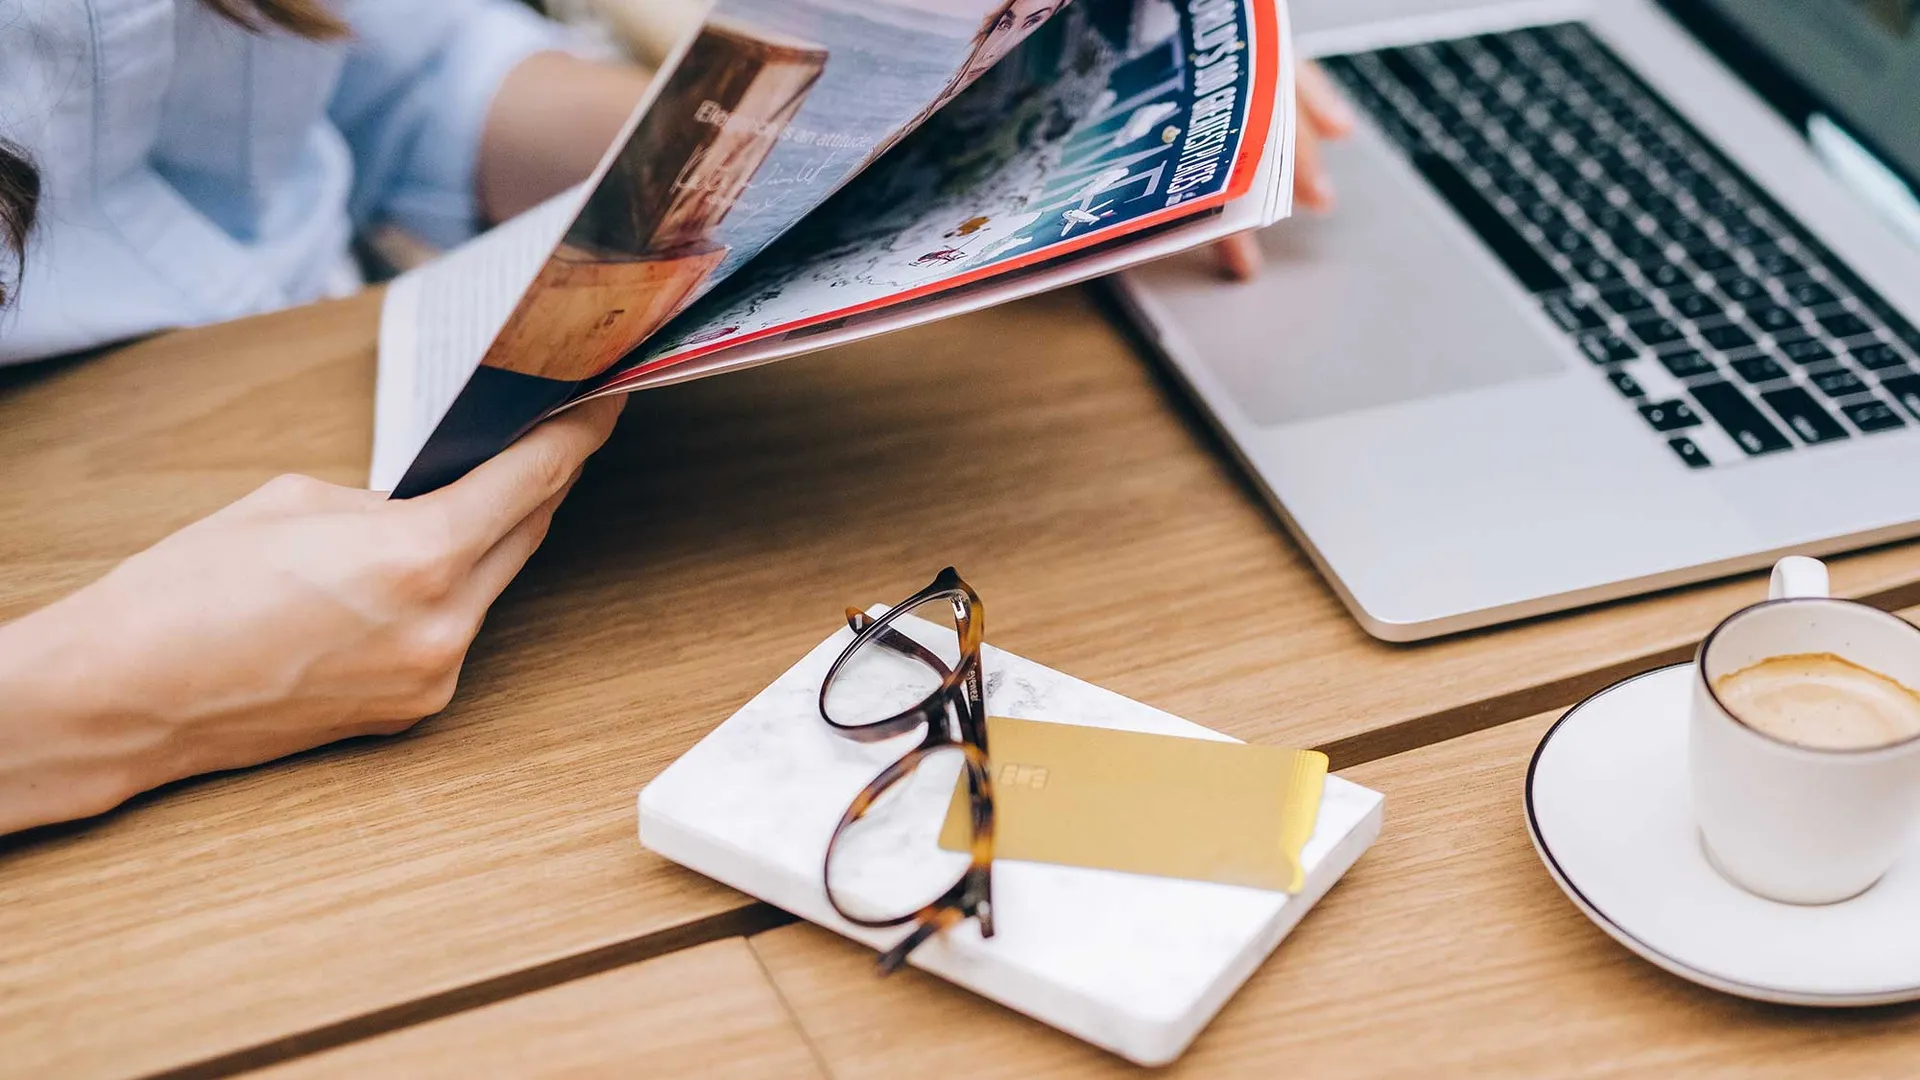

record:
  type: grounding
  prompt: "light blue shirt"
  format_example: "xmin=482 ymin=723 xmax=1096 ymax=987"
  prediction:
xmin=0 ymin=0 xmax=574 ymax=362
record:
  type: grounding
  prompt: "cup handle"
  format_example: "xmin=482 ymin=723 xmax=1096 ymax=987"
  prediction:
xmin=1769 ymin=556 xmax=1831 ymax=601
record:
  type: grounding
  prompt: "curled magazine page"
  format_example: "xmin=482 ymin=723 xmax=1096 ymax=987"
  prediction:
xmin=598 ymin=0 xmax=1280 ymax=388
xmin=391 ymin=0 xmax=1076 ymax=497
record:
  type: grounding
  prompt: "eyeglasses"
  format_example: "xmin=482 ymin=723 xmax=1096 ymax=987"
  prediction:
xmin=817 ymin=567 xmax=996 ymax=974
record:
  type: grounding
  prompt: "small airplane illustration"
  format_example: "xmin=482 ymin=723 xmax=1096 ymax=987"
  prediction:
xmin=1060 ymin=166 xmax=1130 ymax=237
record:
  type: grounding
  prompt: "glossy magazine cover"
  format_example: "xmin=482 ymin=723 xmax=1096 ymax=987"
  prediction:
xmin=387 ymin=0 xmax=1278 ymax=497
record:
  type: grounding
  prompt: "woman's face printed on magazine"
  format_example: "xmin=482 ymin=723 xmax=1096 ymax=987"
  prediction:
xmin=967 ymin=0 xmax=1067 ymax=84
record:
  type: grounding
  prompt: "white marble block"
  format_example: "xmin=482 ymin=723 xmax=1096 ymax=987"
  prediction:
xmin=639 ymin=612 xmax=1384 ymax=1065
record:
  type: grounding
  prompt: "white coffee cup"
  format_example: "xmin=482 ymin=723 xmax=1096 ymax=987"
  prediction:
xmin=1690 ymin=556 xmax=1920 ymax=905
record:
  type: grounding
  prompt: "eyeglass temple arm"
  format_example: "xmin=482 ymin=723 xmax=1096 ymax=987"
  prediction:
xmin=844 ymin=609 xmax=954 ymax=678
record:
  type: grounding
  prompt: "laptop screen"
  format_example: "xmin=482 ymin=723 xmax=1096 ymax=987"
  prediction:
xmin=1661 ymin=0 xmax=1920 ymax=188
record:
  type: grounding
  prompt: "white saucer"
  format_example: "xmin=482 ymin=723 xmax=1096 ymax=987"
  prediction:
xmin=1526 ymin=663 xmax=1920 ymax=1006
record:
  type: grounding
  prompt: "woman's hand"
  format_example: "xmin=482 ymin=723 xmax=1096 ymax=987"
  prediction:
xmin=1214 ymin=61 xmax=1358 ymax=281
xmin=0 ymin=398 xmax=624 ymax=835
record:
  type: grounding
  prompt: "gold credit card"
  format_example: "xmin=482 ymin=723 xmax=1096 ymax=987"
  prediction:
xmin=939 ymin=717 xmax=1327 ymax=892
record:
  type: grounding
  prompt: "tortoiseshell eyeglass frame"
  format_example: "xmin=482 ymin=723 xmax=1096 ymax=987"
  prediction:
xmin=817 ymin=567 xmax=996 ymax=975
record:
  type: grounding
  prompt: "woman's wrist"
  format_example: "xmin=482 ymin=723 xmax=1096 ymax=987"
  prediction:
xmin=0 ymin=591 xmax=174 ymax=833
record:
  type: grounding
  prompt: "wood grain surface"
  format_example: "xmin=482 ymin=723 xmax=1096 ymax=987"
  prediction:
xmin=749 ymin=702 xmax=1920 ymax=1078
xmin=4 ymin=287 xmax=1919 ymax=1078
xmin=253 ymin=938 xmax=822 ymax=1079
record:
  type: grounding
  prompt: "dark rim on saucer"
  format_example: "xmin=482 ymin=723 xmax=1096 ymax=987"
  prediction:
xmin=1695 ymin=597 xmax=1920 ymax=757
xmin=1524 ymin=664 xmax=1920 ymax=1006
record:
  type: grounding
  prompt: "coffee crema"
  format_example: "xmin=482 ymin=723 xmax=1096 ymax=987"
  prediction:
xmin=1713 ymin=652 xmax=1920 ymax=751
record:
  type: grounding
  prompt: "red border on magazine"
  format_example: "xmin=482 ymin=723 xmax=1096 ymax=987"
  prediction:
xmin=599 ymin=0 xmax=1285 ymax=389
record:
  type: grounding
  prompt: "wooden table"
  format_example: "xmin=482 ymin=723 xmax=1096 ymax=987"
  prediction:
xmin=4 ymin=288 xmax=1919 ymax=1078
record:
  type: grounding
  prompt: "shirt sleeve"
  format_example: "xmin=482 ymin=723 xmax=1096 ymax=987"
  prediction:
xmin=330 ymin=0 xmax=584 ymax=249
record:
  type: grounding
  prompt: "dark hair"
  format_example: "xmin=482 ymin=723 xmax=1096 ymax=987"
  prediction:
xmin=202 ymin=0 xmax=347 ymax=39
xmin=0 ymin=141 xmax=38 ymax=308
xmin=0 ymin=1 xmax=346 ymax=308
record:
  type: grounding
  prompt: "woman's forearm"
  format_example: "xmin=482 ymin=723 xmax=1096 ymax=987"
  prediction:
xmin=0 ymin=597 xmax=162 ymax=835
xmin=478 ymin=52 xmax=653 ymax=224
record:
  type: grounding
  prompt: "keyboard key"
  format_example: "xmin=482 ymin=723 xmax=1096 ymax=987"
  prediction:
xmin=1713 ymin=273 xmax=1767 ymax=304
xmin=1785 ymin=280 xmax=1836 ymax=307
xmin=1546 ymin=227 xmax=1594 ymax=257
xmin=1818 ymin=311 xmax=1875 ymax=341
xmin=1598 ymin=284 xmax=1654 ymax=316
xmin=1690 ymin=382 xmax=1792 ymax=455
xmin=1774 ymin=334 xmax=1835 ymax=365
xmin=1579 ymin=332 xmax=1641 ymax=364
xmin=1842 ymin=399 xmax=1907 ymax=433
xmin=1700 ymin=323 xmax=1756 ymax=352
xmin=1852 ymin=342 xmax=1909 ymax=371
xmin=1730 ymin=356 xmax=1788 ymax=384
xmin=1883 ymin=374 xmax=1920 ymax=420
xmin=1760 ymin=387 xmax=1849 ymax=445
xmin=1628 ymin=315 xmax=1686 ymax=348
xmin=1665 ymin=289 xmax=1724 ymax=321
xmin=1612 ymin=233 xmax=1665 ymax=261
xmin=1719 ymin=217 xmax=1769 ymax=248
xmin=1573 ymin=255 xmax=1625 ymax=284
xmin=1643 ymin=262 xmax=1694 ymax=290
xmin=1663 ymin=217 xmax=1706 ymax=245
xmin=1743 ymin=302 xmax=1804 ymax=334
xmin=1668 ymin=436 xmax=1711 ymax=468
xmin=1808 ymin=368 xmax=1868 ymax=398
xmin=1749 ymin=246 xmax=1805 ymax=278
xmin=1541 ymin=291 xmax=1608 ymax=332
xmin=1658 ymin=349 xmax=1717 ymax=379
xmin=1519 ymin=195 xmax=1563 ymax=227
xmin=1688 ymin=246 xmax=1737 ymax=273
xmin=1638 ymin=399 xmax=1702 ymax=431
xmin=1607 ymin=370 xmax=1645 ymax=398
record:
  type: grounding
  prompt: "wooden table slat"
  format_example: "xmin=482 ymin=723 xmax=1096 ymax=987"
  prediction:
xmin=253 ymin=938 xmax=824 ymax=1080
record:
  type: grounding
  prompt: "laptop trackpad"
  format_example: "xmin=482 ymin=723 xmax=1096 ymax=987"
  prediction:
xmin=1143 ymin=125 xmax=1567 ymax=425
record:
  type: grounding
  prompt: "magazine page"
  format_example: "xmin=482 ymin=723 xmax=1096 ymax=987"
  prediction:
xmin=587 ymin=0 xmax=1284 ymax=392
xmin=371 ymin=188 xmax=585 ymax=493
xmin=385 ymin=0 xmax=1079 ymax=497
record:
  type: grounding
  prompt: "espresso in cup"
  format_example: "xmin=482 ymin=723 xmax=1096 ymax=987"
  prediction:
xmin=1713 ymin=652 xmax=1920 ymax=752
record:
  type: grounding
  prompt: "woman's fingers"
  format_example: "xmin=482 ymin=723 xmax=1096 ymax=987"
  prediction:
xmin=1214 ymin=232 xmax=1261 ymax=281
xmin=1297 ymin=60 xmax=1357 ymax=139
xmin=411 ymin=395 xmax=624 ymax=562
xmin=1294 ymin=111 xmax=1332 ymax=212
xmin=453 ymin=468 xmax=582 ymax=615
xmin=1292 ymin=60 xmax=1353 ymax=213
xmin=1216 ymin=122 xmax=1327 ymax=280
xmin=1213 ymin=62 xmax=1356 ymax=281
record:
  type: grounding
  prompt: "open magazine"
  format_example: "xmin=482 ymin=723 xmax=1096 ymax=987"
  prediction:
xmin=372 ymin=0 xmax=1298 ymax=496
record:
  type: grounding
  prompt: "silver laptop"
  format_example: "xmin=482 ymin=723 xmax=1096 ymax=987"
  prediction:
xmin=1116 ymin=0 xmax=1920 ymax=640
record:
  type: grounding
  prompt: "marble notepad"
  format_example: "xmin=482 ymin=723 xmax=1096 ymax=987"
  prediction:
xmin=638 ymin=612 xmax=1384 ymax=1065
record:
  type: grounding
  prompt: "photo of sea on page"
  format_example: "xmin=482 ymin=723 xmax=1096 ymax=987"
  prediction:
xmin=590 ymin=0 xmax=1290 ymax=395
xmin=374 ymin=0 xmax=1080 ymax=496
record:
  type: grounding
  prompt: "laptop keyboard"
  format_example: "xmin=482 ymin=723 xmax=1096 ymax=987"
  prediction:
xmin=1322 ymin=24 xmax=1920 ymax=469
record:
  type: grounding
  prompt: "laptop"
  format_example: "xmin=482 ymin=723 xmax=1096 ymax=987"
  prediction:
xmin=1115 ymin=0 xmax=1920 ymax=641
